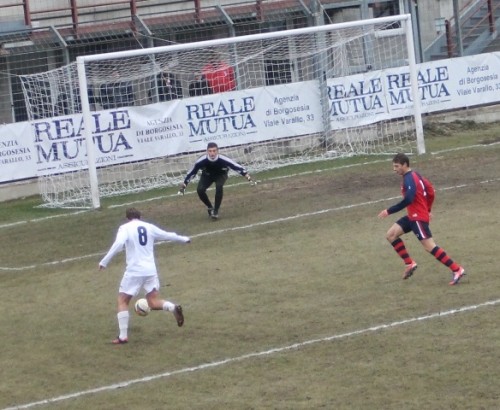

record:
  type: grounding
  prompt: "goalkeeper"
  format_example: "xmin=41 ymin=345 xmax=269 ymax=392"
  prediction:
xmin=179 ymin=142 xmax=253 ymax=220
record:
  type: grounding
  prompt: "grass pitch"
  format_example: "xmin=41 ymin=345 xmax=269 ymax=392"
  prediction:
xmin=1 ymin=122 xmax=499 ymax=410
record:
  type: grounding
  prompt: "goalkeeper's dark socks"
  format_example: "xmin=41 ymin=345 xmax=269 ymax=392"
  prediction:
xmin=391 ymin=238 xmax=413 ymax=265
xmin=430 ymin=246 xmax=460 ymax=271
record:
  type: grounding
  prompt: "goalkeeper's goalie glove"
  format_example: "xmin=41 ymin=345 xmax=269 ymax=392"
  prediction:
xmin=246 ymin=174 xmax=257 ymax=185
xmin=178 ymin=183 xmax=187 ymax=195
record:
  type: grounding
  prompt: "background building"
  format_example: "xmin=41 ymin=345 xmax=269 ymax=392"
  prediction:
xmin=1 ymin=0 xmax=499 ymax=125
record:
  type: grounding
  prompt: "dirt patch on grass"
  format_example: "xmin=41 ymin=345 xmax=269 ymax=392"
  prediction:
xmin=424 ymin=120 xmax=481 ymax=137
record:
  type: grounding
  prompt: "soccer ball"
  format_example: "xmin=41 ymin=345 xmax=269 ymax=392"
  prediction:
xmin=134 ymin=298 xmax=150 ymax=316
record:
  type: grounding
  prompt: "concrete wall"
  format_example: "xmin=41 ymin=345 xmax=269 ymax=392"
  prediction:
xmin=418 ymin=0 xmax=472 ymax=49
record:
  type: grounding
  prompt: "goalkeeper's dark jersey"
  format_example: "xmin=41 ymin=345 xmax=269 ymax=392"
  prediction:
xmin=183 ymin=154 xmax=248 ymax=184
xmin=387 ymin=170 xmax=435 ymax=222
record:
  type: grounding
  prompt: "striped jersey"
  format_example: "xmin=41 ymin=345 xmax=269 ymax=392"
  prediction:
xmin=387 ymin=170 xmax=435 ymax=222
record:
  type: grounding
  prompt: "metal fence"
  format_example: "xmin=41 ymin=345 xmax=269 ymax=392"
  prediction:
xmin=1 ymin=0 xmax=499 ymax=125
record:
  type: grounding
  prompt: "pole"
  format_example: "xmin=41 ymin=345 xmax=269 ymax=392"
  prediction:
xmin=452 ymin=0 xmax=464 ymax=56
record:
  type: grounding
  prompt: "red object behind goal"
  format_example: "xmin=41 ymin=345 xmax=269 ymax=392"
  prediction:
xmin=202 ymin=62 xmax=236 ymax=93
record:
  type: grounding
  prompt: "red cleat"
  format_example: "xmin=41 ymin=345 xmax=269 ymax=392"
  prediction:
xmin=403 ymin=262 xmax=418 ymax=279
xmin=449 ymin=267 xmax=465 ymax=285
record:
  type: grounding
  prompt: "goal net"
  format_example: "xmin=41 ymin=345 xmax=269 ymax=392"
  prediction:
xmin=21 ymin=15 xmax=423 ymax=209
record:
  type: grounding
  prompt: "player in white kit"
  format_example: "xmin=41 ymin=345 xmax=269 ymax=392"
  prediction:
xmin=99 ymin=207 xmax=190 ymax=344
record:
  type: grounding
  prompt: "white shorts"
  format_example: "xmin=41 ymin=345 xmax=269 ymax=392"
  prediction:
xmin=119 ymin=274 xmax=160 ymax=297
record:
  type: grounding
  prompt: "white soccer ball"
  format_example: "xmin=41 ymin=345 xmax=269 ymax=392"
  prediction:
xmin=134 ymin=298 xmax=151 ymax=316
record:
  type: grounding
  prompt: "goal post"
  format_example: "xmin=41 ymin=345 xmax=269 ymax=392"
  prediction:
xmin=403 ymin=17 xmax=425 ymax=155
xmin=21 ymin=14 xmax=424 ymax=209
xmin=76 ymin=60 xmax=101 ymax=209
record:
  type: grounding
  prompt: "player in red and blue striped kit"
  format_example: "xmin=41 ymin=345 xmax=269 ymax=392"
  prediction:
xmin=378 ymin=153 xmax=465 ymax=285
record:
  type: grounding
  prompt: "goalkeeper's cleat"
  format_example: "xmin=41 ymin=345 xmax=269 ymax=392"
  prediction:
xmin=211 ymin=210 xmax=219 ymax=220
xmin=173 ymin=305 xmax=184 ymax=327
xmin=449 ymin=267 xmax=465 ymax=285
xmin=178 ymin=184 xmax=186 ymax=195
xmin=403 ymin=262 xmax=418 ymax=279
xmin=112 ymin=337 xmax=128 ymax=345
xmin=207 ymin=208 xmax=214 ymax=217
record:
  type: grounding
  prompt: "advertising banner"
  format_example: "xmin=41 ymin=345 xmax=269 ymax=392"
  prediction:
xmin=26 ymin=80 xmax=324 ymax=178
xmin=0 ymin=122 xmax=35 ymax=181
xmin=1 ymin=52 xmax=499 ymax=184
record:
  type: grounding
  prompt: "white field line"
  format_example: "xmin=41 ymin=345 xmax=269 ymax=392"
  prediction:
xmin=1 ymin=140 xmax=498 ymax=229
xmin=31 ymin=140 xmax=500 ymax=212
xmin=0 ymin=210 xmax=88 ymax=229
xmin=2 ymin=177 xmax=500 ymax=272
xmin=0 ymin=160 xmax=387 ymax=231
xmin=106 ymin=159 xmax=391 ymax=209
xmin=431 ymin=140 xmax=500 ymax=154
xmin=0 ymin=195 xmax=397 ymax=272
xmin=4 ymin=298 xmax=499 ymax=410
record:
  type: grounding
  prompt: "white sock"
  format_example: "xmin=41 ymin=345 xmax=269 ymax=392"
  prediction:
xmin=117 ymin=310 xmax=129 ymax=340
xmin=162 ymin=301 xmax=175 ymax=312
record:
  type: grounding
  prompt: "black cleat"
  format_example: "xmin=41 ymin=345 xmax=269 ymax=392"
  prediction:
xmin=174 ymin=305 xmax=184 ymax=327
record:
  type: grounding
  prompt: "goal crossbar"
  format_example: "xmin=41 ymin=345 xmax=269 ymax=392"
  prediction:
xmin=21 ymin=14 xmax=424 ymax=209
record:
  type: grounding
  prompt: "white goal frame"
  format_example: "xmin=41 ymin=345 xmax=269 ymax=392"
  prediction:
xmin=24 ymin=14 xmax=424 ymax=209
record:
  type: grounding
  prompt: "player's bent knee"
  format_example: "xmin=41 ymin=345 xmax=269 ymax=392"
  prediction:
xmin=385 ymin=230 xmax=398 ymax=242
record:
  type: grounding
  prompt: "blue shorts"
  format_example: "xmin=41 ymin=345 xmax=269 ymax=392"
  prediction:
xmin=396 ymin=215 xmax=433 ymax=241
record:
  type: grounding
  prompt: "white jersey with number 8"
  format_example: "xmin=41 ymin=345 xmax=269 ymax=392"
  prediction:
xmin=99 ymin=219 xmax=190 ymax=276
